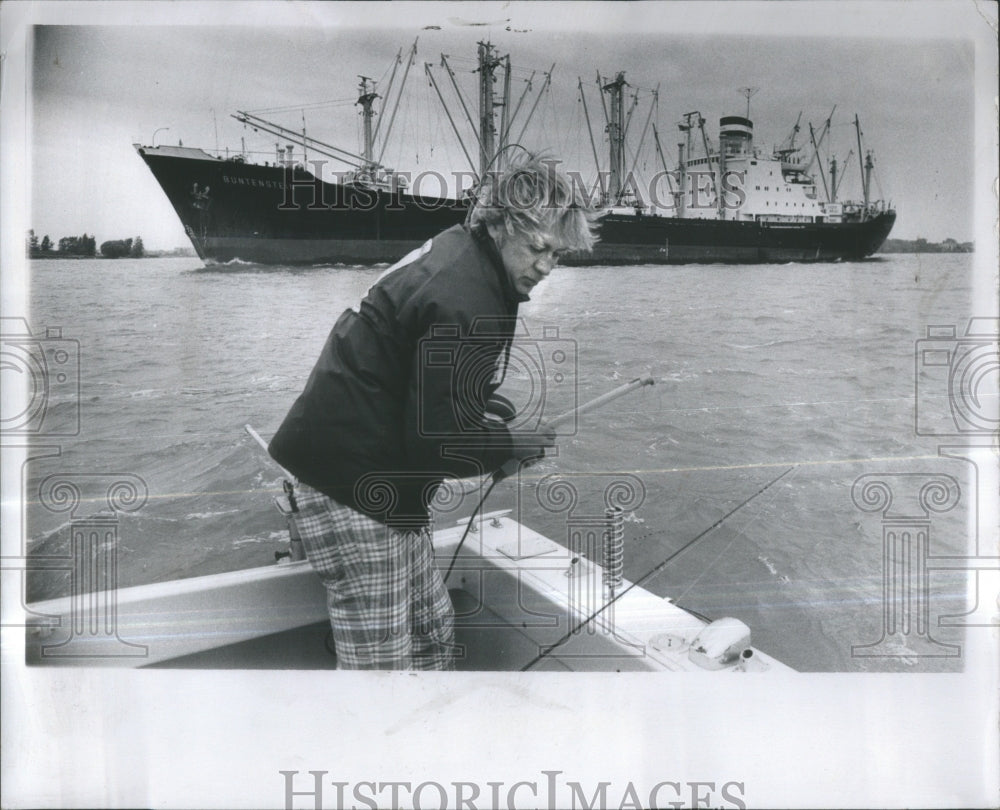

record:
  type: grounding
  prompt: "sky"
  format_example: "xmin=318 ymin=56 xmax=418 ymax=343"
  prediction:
xmin=7 ymin=2 xmax=994 ymax=249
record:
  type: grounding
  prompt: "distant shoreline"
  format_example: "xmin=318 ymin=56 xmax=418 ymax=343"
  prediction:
xmin=28 ymin=249 xmax=198 ymax=260
xmin=879 ymin=238 xmax=974 ymax=254
xmin=27 ymin=243 xmax=972 ymax=259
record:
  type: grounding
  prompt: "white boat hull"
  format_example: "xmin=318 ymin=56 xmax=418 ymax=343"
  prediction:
xmin=24 ymin=512 xmax=793 ymax=672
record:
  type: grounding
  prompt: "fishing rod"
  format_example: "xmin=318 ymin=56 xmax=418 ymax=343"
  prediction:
xmin=442 ymin=375 xmax=656 ymax=583
xmin=245 ymin=374 xmax=655 ymax=574
xmin=245 ymin=424 xmax=292 ymax=477
xmin=492 ymin=374 xmax=656 ymax=482
xmin=244 ymin=423 xmax=306 ymax=562
xmin=518 ymin=464 xmax=796 ymax=671
xmin=550 ymin=375 xmax=657 ymax=427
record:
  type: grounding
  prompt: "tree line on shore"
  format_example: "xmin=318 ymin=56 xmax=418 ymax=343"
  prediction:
xmin=26 ymin=230 xmax=145 ymax=259
xmin=880 ymin=237 xmax=974 ymax=253
xmin=28 ymin=229 xmax=972 ymax=260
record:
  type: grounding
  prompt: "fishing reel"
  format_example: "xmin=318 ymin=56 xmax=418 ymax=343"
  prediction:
xmin=273 ymin=479 xmax=306 ymax=563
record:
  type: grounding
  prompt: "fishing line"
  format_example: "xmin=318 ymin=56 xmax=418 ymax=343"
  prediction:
xmin=442 ymin=473 xmax=500 ymax=584
xmin=669 ymin=464 xmax=798 ymax=607
xmin=519 ymin=464 xmax=796 ymax=671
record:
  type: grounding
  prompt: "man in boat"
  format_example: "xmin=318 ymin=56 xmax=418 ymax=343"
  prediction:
xmin=268 ymin=154 xmax=600 ymax=670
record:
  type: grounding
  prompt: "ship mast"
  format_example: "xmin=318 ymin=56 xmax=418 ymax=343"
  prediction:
xmin=302 ymin=112 xmax=308 ymax=165
xmin=809 ymin=122 xmax=831 ymax=202
xmin=854 ymin=114 xmax=872 ymax=217
xmin=864 ymin=152 xmax=874 ymax=211
xmin=738 ymin=87 xmax=758 ymax=121
xmin=833 ymin=148 xmax=853 ymax=200
xmin=602 ymin=72 xmax=627 ymax=205
xmin=356 ymin=76 xmax=379 ymax=171
xmin=477 ymin=41 xmax=505 ymax=178
xmin=498 ymin=54 xmax=512 ymax=169
xmin=677 ymin=114 xmax=696 ymax=217
xmin=234 ymin=40 xmax=418 ymax=189
xmin=625 ymin=85 xmax=659 ymax=203
xmin=696 ymin=114 xmax=717 ymax=211
xmin=427 ymin=43 xmax=547 ymax=183
xmin=802 ymin=106 xmax=835 ymax=178
xmin=579 ymin=77 xmax=606 ymax=202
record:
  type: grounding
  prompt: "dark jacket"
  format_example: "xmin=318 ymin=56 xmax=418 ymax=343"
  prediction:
xmin=269 ymin=224 xmax=524 ymax=526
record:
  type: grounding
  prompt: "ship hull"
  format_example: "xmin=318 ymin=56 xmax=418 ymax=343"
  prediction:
xmin=137 ymin=146 xmax=896 ymax=266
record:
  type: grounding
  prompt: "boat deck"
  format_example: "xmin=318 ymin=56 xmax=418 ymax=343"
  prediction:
xmin=143 ymin=590 xmax=574 ymax=671
xmin=24 ymin=512 xmax=792 ymax=673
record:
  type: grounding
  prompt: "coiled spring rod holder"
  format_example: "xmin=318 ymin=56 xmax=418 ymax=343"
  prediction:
xmin=603 ymin=506 xmax=625 ymax=595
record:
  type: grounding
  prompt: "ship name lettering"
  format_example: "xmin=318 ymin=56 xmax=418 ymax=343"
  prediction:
xmin=222 ymin=175 xmax=284 ymax=191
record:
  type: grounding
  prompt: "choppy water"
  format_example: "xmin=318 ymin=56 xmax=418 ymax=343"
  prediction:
xmin=22 ymin=252 xmax=987 ymax=671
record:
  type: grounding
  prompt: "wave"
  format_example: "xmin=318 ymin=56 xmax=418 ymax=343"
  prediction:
xmin=723 ymin=337 xmax=814 ymax=350
xmin=877 ymin=324 xmax=913 ymax=339
xmin=128 ymin=388 xmax=165 ymax=399
xmin=310 ymin=262 xmax=381 ymax=271
xmin=26 ymin=520 xmax=73 ymax=547
xmin=248 ymin=373 xmax=293 ymax=390
xmin=232 ymin=530 xmax=287 ymax=548
xmin=253 ymin=472 xmax=286 ymax=491
xmin=185 ymin=508 xmax=242 ymax=520
xmin=660 ymin=371 xmax=698 ymax=383
xmin=756 ymin=554 xmax=789 ymax=582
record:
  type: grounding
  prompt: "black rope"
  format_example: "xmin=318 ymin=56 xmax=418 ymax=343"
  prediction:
xmin=519 ymin=465 xmax=796 ymax=671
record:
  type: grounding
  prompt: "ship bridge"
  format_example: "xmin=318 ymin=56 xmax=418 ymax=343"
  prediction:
xmin=719 ymin=115 xmax=754 ymax=158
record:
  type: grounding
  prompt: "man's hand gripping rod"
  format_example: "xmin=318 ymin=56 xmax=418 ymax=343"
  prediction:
xmin=445 ymin=376 xmax=656 ymax=583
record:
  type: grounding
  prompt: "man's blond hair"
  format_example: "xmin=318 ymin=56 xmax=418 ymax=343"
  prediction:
xmin=468 ymin=154 xmax=602 ymax=253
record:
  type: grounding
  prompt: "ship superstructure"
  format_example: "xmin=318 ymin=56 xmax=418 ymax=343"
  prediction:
xmin=672 ymin=110 xmax=888 ymax=227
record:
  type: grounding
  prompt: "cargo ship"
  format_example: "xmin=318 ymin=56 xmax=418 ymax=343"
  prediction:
xmin=136 ymin=43 xmax=895 ymax=266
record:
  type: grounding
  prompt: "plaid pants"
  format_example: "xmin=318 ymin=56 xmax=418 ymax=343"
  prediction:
xmin=293 ymin=483 xmax=455 ymax=670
